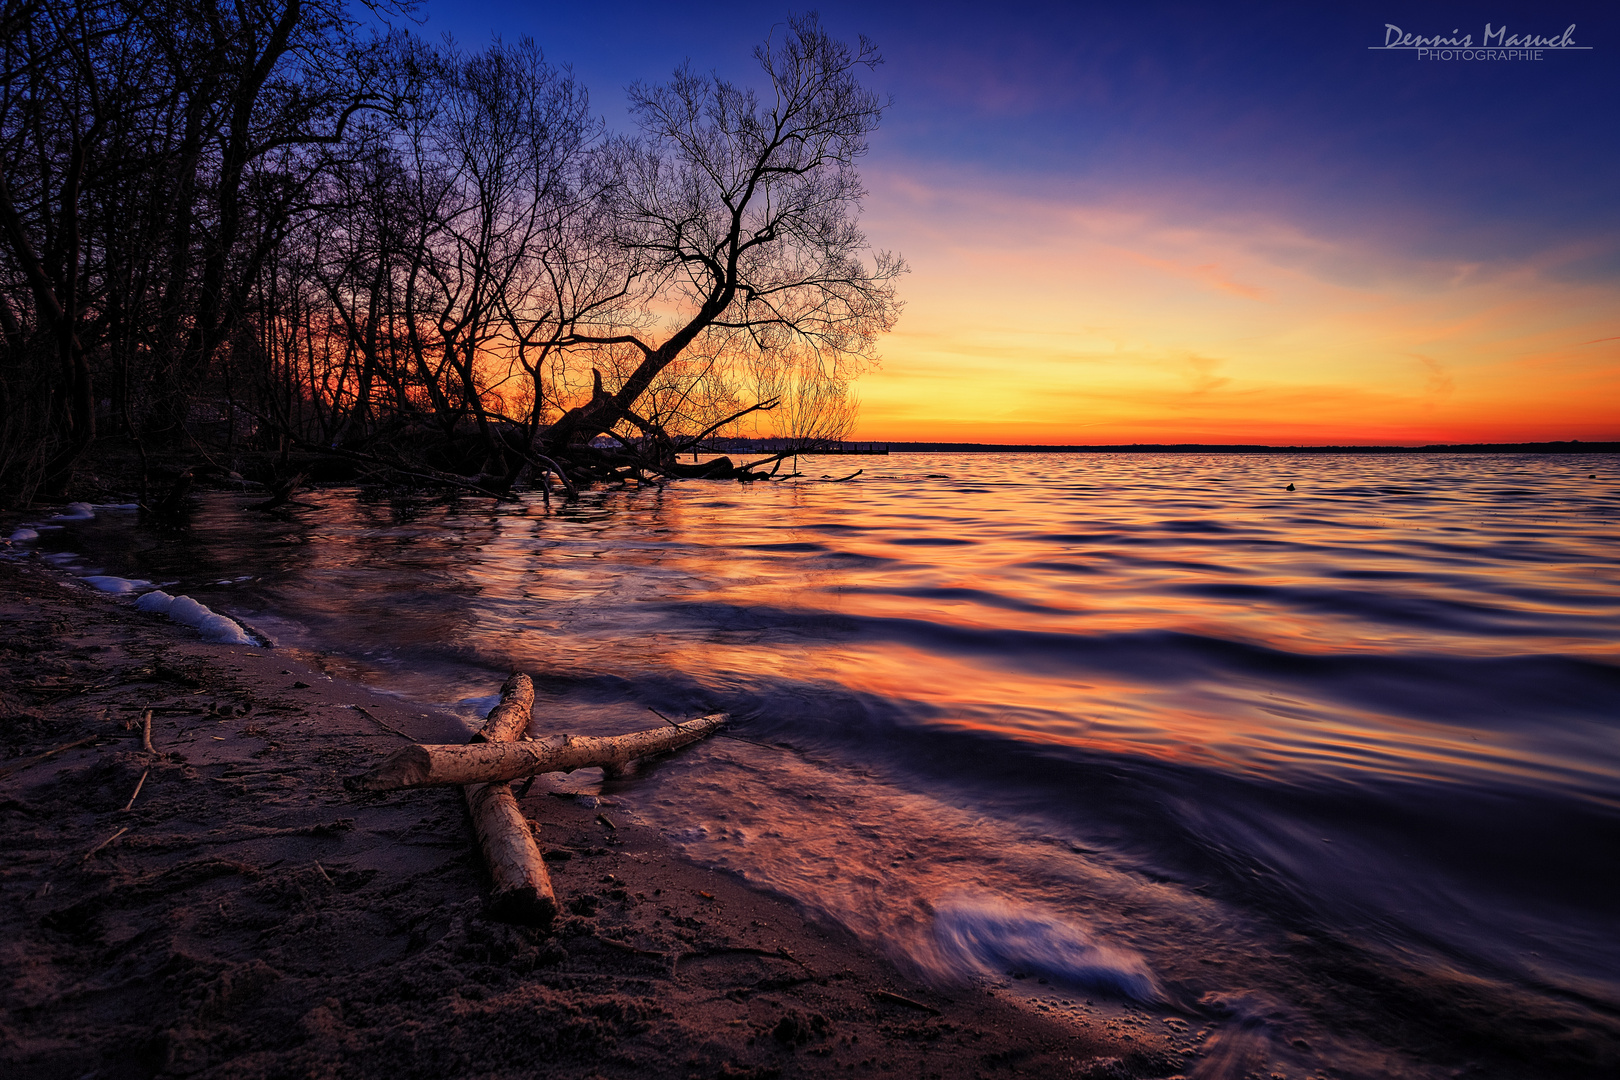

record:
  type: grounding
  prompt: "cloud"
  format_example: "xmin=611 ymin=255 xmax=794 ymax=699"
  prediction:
xmin=1125 ymin=254 xmax=1268 ymax=300
xmin=1408 ymin=355 xmax=1455 ymax=402
xmin=854 ymin=169 xmax=1620 ymax=444
xmin=1181 ymin=354 xmax=1231 ymax=394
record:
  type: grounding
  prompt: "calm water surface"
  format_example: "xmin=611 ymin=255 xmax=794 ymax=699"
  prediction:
xmin=22 ymin=453 xmax=1620 ymax=1077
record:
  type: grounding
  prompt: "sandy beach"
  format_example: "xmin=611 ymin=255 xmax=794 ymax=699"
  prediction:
xmin=0 ymin=555 xmax=1183 ymax=1080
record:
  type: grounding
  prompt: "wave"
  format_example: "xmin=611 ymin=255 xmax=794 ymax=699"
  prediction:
xmin=925 ymin=895 xmax=1163 ymax=1002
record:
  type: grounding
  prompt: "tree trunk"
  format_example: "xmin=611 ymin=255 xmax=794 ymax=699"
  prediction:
xmin=462 ymin=673 xmax=557 ymax=926
xmin=346 ymin=714 xmax=726 ymax=790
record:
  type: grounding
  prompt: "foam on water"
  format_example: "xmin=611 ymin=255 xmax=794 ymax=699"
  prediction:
xmin=927 ymin=895 xmax=1162 ymax=1002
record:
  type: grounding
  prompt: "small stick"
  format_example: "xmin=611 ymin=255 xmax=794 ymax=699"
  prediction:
xmin=647 ymin=706 xmax=781 ymax=752
xmin=596 ymin=812 xmax=617 ymax=830
xmin=870 ymin=990 xmax=941 ymax=1016
xmin=350 ymin=704 xmax=415 ymax=740
xmin=314 ymin=861 xmax=334 ymax=884
xmin=595 ymin=936 xmax=666 ymax=959
xmin=82 ymin=826 xmax=129 ymax=861
xmin=141 ymin=709 xmax=155 ymax=755
xmin=0 ymin=735 xmax=98 ymax=780
xmin=121 ymin=770 xmax=149 ymax=812
xmin=648 ymin=706 xmax=685 ymax=729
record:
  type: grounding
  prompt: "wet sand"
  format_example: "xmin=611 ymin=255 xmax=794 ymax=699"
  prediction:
xmin=0 ymin=556 xmax=1183 ymax=1080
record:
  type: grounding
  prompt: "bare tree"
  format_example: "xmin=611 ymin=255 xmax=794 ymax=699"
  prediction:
xmin=0 ymin=0 xmax=397 ymax=502
xmin=541 ymin=12 xmax=904 ymax=462
xmin=1 ymin=8 xmax=903 ymax=506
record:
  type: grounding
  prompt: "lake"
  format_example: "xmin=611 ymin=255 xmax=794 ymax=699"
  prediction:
xmin=21 ymin=452 xmax=1620 ymax=1078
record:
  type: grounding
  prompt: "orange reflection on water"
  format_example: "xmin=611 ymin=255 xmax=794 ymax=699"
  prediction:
xmin=241 ymin=452 xmax=1619 ymax=805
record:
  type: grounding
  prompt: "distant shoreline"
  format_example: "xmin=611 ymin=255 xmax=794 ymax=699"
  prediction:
xmin=874 ymin=440 xmax=1619 ymax=454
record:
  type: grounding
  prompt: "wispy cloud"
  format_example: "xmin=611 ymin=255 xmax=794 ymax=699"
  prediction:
xmin=854 ymin=169 xmax=1620 ymax=443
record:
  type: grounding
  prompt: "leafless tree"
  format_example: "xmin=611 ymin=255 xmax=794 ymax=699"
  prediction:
xmin=0 ymin=0 xmax=397 ymax=502
xmin=0 ymin=8 xmax=902 ymax=506
xmin=541 ymin=12 xmax=904 ymax=462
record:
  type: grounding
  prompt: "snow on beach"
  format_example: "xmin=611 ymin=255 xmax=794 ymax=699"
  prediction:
xmin=135 ymin=590 xmax=256 ymax=645
xmin=83 ymin=575 xmax=155 ymax=594
xmin=5 ymin=503 xmax=256 ymax=646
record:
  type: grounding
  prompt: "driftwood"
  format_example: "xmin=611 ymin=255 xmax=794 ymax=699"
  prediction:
xmin=462 ymin=673 xmax=557 ymax=926
xmin=0 ymin=735 xmax=99 ymax=780
xmin=121 ymin=770 xmax=149 ymax=812
xmin=469 ymin=677 xmax=534 ymax=744
xmin=345 ymin=714 xmax=726 ymax=791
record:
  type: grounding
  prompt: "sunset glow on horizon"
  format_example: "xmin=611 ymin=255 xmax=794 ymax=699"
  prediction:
xmin=428 ymin=1 xmax=1620 ymax=445
xmin=853 ymin=171 xmax=1620 ymax=444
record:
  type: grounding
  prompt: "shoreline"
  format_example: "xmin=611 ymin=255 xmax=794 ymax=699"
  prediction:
xmin=0 ymin=556 xmax=1184 ymax=1080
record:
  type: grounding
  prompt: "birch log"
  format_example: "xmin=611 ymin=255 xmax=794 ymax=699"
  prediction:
xmin=471 ymin=673 xmax=534 ymax=744
xmin=347 ymin=714 xmax=726 ymax=792
xmin=463 ymin=673 xmax=556 ymax=927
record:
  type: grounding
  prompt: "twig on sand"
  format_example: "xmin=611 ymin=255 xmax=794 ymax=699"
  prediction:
xmin=82 ymin=826 xmax=129 ymax=861
xmin=595 ymin=936 xmax=666 ymax=959
xmin=141 ymin=709 xmax=155 ymax=755
xmin=349 ymin=704 xmax=415 ymax=740
xmin=0 ymin=735 xmax=99 ymax=779
xmin=870 ymin=990 xmax=941 ymax=1015
xmin=671 ymin=945 xmax=812 ymax=979
xmin=121 ymin=770 xmax=149 ymax=812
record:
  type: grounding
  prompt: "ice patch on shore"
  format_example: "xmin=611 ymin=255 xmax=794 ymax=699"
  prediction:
xmin=928 ymin=896 xmax=1162 ymax=1003
xmin=51 ymin=502 xmax=95 ymax=521
xmin=8 ymin=528 xmax=38 ymax=542
xmin=83 ymin=575 xmax=154 ymax=594
xmin=136 ymin=590 xmax=255 ymax=645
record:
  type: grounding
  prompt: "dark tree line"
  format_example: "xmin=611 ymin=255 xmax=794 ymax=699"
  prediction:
xmin=0 ymin=3 xmax=902 ymax=506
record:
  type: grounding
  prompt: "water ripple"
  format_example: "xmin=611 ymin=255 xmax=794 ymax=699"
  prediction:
xmin=16 ymin=452 xmax=1620 ymax=1078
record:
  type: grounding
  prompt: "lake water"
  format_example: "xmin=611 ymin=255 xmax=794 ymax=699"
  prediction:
xmin=18 ymin=453 xmax=1620 ymax=1078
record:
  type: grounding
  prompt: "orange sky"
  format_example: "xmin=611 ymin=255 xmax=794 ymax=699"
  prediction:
xmin=848 ymin=174 xmax=1620 ymax=445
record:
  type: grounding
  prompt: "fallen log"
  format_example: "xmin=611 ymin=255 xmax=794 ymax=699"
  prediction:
xmin=462 ymin=673 xmax=556 ymax=927
xmin=470 ymin=674 xmax=534 ymax=744
xmin=346 ymin=714 xmax=726 ymax=791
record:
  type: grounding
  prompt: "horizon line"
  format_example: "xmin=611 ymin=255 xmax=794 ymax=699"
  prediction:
xmin=852 ymin=439 xmax=1620 ymax=454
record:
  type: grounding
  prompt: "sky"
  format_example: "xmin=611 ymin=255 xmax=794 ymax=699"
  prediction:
xmin=418 ymin=1 xmax=1620 ymax=445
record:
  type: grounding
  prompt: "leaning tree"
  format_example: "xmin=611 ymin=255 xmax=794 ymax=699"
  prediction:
xmin=539 ymin=12 xmax=905 ymax=465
